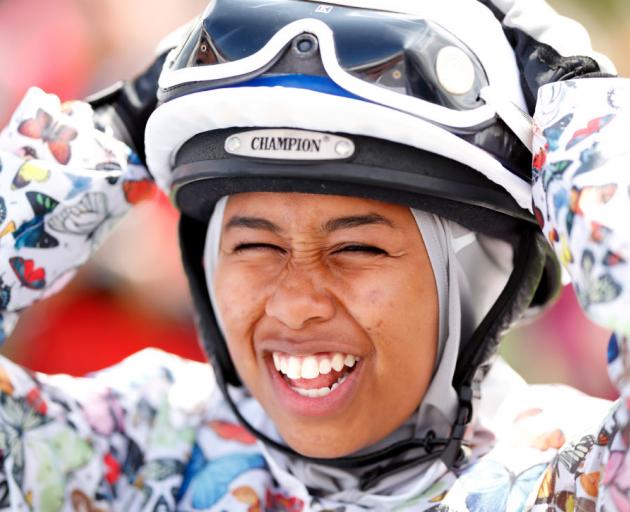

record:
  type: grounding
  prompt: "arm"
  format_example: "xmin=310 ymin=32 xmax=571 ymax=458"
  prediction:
xmin=0 ymin=87 xmax=155 ymax=345
xmin=532 ymin=77 xmax=630 ymax=511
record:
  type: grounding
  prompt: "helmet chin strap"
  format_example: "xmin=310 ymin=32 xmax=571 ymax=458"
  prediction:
xmin=213 ymin=360 xmax=469 ymax=491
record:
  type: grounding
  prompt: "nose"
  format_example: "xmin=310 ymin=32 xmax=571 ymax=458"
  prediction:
xmin=265 ymin=268 xmax=336 ymax=330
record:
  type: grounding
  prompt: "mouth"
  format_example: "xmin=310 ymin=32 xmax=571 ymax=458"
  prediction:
xmin=266 ymin=350 xmax=363 ymax=416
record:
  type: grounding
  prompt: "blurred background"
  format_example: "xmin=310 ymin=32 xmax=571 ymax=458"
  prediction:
xmin=0 ymin=0 xmax=628 ymax=400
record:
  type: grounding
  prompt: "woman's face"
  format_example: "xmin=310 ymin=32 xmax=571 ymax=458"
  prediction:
xmin=214 ymin=193 xmax=438 ymax=458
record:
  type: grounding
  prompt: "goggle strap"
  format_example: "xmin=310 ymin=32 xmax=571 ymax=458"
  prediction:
xmin=480 ymin=86 xmax=533 ymax=153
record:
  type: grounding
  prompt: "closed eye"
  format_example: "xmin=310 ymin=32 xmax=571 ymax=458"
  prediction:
xmin=233 ymin=242 xmax=286 ymax=253
xmin=333 ymin=244 xmax=388 ymax=256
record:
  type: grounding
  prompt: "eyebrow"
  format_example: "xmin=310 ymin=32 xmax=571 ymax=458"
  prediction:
xmin=225 ymin=216 xmax=282 ymax=233
xmin=322 ymin=214 xmax=394 ymax=232
xmin=224 ymin=213 xmax=394 ymax=234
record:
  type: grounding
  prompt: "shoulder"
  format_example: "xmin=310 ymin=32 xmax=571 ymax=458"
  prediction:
xmin=452 ymin=358 xmax=614 ymax=511
xmin=477 ymin=357 xmax=612 ymax=449
xmin=0 ymin=349 xmax=231 ymax=510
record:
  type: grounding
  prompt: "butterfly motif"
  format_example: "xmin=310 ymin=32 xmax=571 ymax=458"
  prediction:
xmin=532 ymin=147 xmax=547 ymax=179
xmin=566 ymin=114 xmax=615 ymax=150
xmin=579 ymin=471 xmax=601 ymax=498
xmin=177 ymin=444 xmax=267 ymax=509
xmin=573 ymin=143 xmax=606 ymax=179
xmin=122 ymin=436 xmax=145 ymax=483
xmin=266 ymin=488 xmax=305 ymax=512
xmin=0 ymin=392 xmax=51 ymax=488
xmin=47 ymin=193 xmax=109 ymax=238
xmin=152 ymin=496 xmax=171 ymax=512
xmin=12 ymin=161 xmax=50 ymax=190
xmin=0 ymin=197 xmax=6 ymax=226
xmin=9 ymin=257 xmax=46 ymax=290
xmin=142 ymin=459 xmax=184 ymax=483
xmin=608 ymin=333 xmax=622 ymax=365
xmin=549 ymin=491 xmax=596 ymax=512
xmin=25 ymin=387 xmax=47 ymax=415
xmin=558 ymin=434 xmax=596 ymax=474
xmin=103 ymin=452 xmax=121 ymax=485
xmin=0 ymin=221 xmax=16 ymax=240
xmin=0 ymin=365 xmax=15 ymax=395
xmin=81 ymin=388 xmax=125 ymax=437
xmin=458 ymin=460 xmax=547 ymax=512
xmin=569 ymin=184 xmax=617 ymax=217
xmin=552 ymin=188 xmax=569 ymax=216
xmin=0 ymin=393 xmax=73 ymax=487
xmin=576 ymin=251 xmax=622 ymax=309
xmin=63 ymin=172 xmax=93 ymax=201
xmin=232 ymin=486 xmax=261 ymax=512
xmin=95 ymin=161 xmax=123 ymax=186
xmin=208 ymin=420 xmax=257 ymax=445
xmin=71 ymin=490 xmax=108 ymax=512
xmin=17 ymin=108 xmax=78 ymax=164
xmin=608 ymin=88 xmax=621 ymax=110
xmin=558 ymin=235 xmax=574 ymax=266
xmin=542 ymin=160 xmax=572 ymax=193
xmin=32 ymin=428 xmax=94 ymax=511
xmin=598 ymin=421 xmax=614 ymax=446
xmin=590 ymin=221 xmax=613 ymax=243
xmin=16 ymin=146 xmax=38 ymax=159
xmin=0 ymin=279 xmax=11 ymax=310
xmin=13 ymin=192 xmax=59 ymax=249
xmin=604 ymin=250 xmax=626 ymax=267
xmin=543 ymin=113 xmax=573 ymax=151
xmin=0 ymin=476 xmax=9 ymax=510
xmin=128 ymin=152 xmax=143 ymax=166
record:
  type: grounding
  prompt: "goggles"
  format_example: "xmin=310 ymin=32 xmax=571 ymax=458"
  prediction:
xmin=159 ymin=0 xmax=528 ymax=134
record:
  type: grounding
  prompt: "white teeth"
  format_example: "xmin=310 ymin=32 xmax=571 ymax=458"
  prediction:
xmin=291 ymin=386 xmax=333 ymax=398
xmin=301 ymin=356 xmax=319 ymax=379
xmin=287 ymin=357 xmax=301 ymax=379
xmin=331 ymin=353 xmax=345 ymax=372
xmin=271 ymin=351 xmax=360 ymax=380
xmin=319 ymin=358 xmax=332 ymax=375
xmin=290 ymin=374 xmax=349 ymax=399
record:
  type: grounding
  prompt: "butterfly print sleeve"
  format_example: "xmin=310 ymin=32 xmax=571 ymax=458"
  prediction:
xmin=531 ymin=78 xmax=630 ymax=511
xmin=0 ymin=87 xmax=156 ymax=342
xmin=0 ymin=347 xmax=215 ymax=511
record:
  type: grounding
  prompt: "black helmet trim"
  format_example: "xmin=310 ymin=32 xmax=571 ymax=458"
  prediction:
xmin=171 ymin=128 xmax=534 ymax=234
xmin=146 ymin=86 xmax=534 ymax=211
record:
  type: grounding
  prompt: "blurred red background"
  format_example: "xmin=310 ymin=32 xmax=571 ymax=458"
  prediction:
xmin=0 ymin=0 xmax=628 ymax=401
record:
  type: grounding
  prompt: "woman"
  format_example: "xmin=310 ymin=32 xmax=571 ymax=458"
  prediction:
xmin=0 ymin=0 xmax=628 ymax=510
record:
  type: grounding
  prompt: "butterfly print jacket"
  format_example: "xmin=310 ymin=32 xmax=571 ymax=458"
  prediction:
xmin=1 ymin=10 xmax=630 ymax=512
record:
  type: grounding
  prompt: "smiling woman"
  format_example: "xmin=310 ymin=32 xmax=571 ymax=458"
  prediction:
xmin=213 ymin=194 xmax=438 ymax=458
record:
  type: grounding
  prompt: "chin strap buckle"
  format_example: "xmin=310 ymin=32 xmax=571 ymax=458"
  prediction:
xmin=441 ymin=384 xmax=473 ymax=469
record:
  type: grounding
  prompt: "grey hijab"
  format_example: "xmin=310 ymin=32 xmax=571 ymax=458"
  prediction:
xmin=203 ymin=196 xmax=512 ymax=497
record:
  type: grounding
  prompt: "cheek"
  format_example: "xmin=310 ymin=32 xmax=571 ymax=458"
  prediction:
xmin=350 ymin=270 xmax=438 ymax=383
xmin=213 ymin=264 xmax=267 ymax=356
xmin=350 ymin=271 xmax=436 ymax=335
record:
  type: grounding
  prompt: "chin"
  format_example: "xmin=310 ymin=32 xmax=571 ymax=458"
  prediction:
xmin=278 ymin=425 xmax=369 ymax=459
